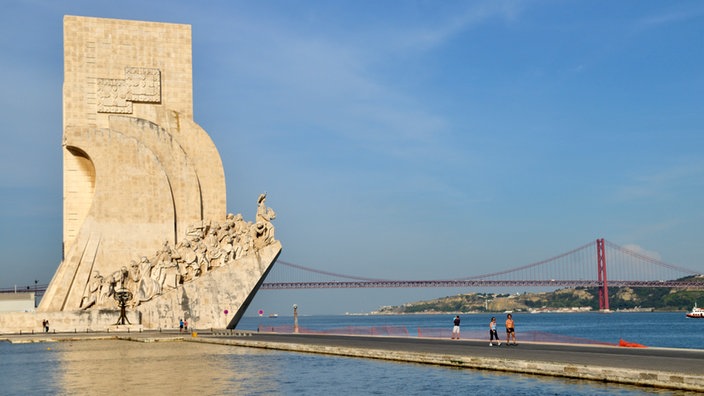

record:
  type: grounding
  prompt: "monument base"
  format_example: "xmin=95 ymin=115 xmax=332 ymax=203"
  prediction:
xmin=0 ymin=241 xmax=280 ymax=334
xmin=0 ymin=309 xmax=141 ymax=334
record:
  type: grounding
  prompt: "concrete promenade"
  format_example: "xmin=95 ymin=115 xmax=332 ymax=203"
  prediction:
xmin=3 ymin=330 xmax=703 ymax=392
xmin=199 ymin=332 xmax=704 ymax=392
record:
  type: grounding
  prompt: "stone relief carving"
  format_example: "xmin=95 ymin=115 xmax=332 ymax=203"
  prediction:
xmin=79 ymin=271 xmax=103 ymax=309
xmin=97 ymin=67 xmax=161 ymax=114
xmin=124 ymin=67 xmax=161 ymax=102
xmin=81 ymin=194 xmax=277 ymax=309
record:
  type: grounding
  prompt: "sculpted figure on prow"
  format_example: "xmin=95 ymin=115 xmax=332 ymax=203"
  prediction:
xmin=81 ymin=194 xmax=277 ymax=309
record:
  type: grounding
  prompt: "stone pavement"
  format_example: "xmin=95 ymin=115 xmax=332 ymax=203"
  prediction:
xmin=196 ymin=332 xmax=704 ymax=392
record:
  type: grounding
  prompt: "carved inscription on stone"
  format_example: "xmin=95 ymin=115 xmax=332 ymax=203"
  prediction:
xmin=125 ymin=67 xmax=161 ymax=102
xmin=97 ymin=67 xmax=161 ymax=114
xmin=97 ymin=78 xmax=132 ymax=113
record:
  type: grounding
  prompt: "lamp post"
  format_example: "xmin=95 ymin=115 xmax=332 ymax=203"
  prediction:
xmin=113 ymin=288 xmax=133 ymax=325
xmin=293 ymin=304 xmax=299 ymax=333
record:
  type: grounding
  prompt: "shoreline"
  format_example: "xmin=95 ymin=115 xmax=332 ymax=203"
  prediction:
xmin=367 ymin=308 xmax=680 ymax=315
xmin=2 ymin=330 xmax=702 ymax=392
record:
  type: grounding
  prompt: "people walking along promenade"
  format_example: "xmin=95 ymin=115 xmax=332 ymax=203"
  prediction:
xmin=505 ymin=313 xmax=517 ymax=345
xmin=451 ymin=315 xmax=461 ymax=339
xmin=489 ymin=317 xmax=501 ymax=346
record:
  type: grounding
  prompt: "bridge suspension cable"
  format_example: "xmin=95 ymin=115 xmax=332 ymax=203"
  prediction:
xmin=275 ymin=260 xmax=392 ymax=282
xmin=604 ymin=240 xmax=700 ymax=275
xmin=262 ymin=239 xmax=703 ymax=289
xmin=458 ymin=241 xmax=595 ymax=280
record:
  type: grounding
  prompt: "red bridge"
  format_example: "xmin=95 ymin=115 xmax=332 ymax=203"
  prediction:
xmin=260 ymin=238 xmax=703 ymax=311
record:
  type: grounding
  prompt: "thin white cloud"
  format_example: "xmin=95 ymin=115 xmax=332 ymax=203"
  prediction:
xmin=201 ymin=9 xmax=470 ymax=163
xmin=615 ymin=160 xmax=704 ymax=202
xmin=635 ymin=7 xmax=704 ymax=30
xmin=621 ymin=244 xmax=662 ymax=261
xmin=388 ymin=1 xmax=522 ymax=52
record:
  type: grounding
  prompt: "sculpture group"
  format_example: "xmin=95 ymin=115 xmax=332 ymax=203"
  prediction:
xmin=80 ymin=194 xmax=276 ymax=310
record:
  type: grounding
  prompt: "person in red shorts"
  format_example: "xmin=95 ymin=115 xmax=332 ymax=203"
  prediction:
xmin=505 ymin=313 xmax=517 ymax=345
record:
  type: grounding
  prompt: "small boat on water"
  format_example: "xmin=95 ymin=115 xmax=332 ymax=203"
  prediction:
xmin=268 ymin=313 xmax=279 ymax=318
xmin=686 ymin=303 xmax=704 ymax=319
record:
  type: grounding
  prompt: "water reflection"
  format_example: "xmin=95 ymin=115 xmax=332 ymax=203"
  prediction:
xmin=54 ymin=340 xmax=281 ymax=394
xmin=1 ymin=339 xmax=684 ymax=395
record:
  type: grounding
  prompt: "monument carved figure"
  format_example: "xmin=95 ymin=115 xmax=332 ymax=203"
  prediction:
xmin=80 ymin=271 xmax=103 ymax=310
xmin=71 ymin=194 xmax=280 ymax=311
xmin=36 ymin=15 xmax=282 ymax=330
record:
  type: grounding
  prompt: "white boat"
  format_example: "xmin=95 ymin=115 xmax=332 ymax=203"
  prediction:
xmin=686 ymin=303 xmax=704 ymax=318
xmin=268 ymin=313 xmax=279 ymax=318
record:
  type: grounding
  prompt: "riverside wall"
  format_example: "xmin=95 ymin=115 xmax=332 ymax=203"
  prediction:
xmin=1 ymin=331 xmax=701 ymax=392
xmin=190 ymin=336 xmax=702 ymax=392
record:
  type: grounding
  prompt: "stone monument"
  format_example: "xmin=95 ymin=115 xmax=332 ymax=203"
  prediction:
xmin=34 ymin=15 xmax=281 ymax=330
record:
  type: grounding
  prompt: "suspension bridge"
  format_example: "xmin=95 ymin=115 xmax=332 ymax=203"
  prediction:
xmin=3 ymin=239 xmax=702 ymax=311
xmin=260 ymin=239 xmax=703 ymax=310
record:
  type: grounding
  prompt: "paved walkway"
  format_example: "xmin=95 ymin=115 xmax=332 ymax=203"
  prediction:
xmin=197 ymin=332 xmax=704 ymax=391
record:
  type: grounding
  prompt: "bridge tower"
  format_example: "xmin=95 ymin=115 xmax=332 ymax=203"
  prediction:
xmin=597 ymin=238 xmax=609 ymax=311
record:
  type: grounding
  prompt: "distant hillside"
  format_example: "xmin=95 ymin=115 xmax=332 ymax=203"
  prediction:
xmin=374 ymin=275 xmax=704 ymax=314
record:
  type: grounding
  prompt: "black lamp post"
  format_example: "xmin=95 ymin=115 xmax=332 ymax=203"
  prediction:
xmin=114 ymin=288 xmax=133 ymax=325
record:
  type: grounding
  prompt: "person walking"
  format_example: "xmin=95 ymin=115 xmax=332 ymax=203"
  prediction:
xmin=505 ymin=313 xmax=517 ymax=345
xmin=179 ymin=318 xmax=184 ymax=333
xmin=489 ymin=317 xmax=501 ymax=346
xmin=451 ymin=315 xmax=461 ymax=339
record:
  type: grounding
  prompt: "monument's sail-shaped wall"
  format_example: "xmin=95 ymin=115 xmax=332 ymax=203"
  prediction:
xmin=34 ymin=16 xmax=280 ymax=330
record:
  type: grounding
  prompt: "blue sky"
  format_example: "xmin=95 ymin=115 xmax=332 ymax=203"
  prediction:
xmin=1 ymin=1 xmax=703 ymax=315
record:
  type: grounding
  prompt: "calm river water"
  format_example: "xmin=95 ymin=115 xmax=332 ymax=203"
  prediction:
xmin=1 ymin=312 xmax=700 ymax=395
xmin=237 ymin=311 xmax=703 ymax=349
